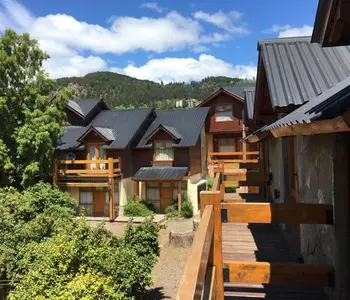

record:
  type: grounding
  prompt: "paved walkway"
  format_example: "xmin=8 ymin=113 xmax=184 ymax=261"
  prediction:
xmin=222 ymin=223 xmax=328 ymax=299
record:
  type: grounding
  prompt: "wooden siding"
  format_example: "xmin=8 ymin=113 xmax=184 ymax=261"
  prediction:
xmin=202 ymin=94 xmax=244 ymax=133
xmin=190 ymin=138 xmax=202 ymax=175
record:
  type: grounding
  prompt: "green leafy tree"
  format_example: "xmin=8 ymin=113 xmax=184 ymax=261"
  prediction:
xmin=0 ymin=29 xmax=71 ymax=187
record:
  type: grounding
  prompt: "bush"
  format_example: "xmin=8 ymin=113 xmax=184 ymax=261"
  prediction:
xmin=181 ymin=200 xmax=193 ymax=218
xmin=206 ymin=176 xmax=214 ymax=190
xmin=225 ymin=186 xmax=237 ymax=193
xmin=124 ymin=196 xmax=154 ymax=217
xmin=140 ymin=200 xmax=157 ymax=213
xmin=165 ymin=204 xmax=180 ymax=218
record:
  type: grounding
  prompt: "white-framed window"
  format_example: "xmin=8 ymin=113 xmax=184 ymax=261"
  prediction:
xmin=154 ymin=140 xmax=174 ymax=161
xmin=216 ymin=104 xmax=233 ymax=122
xmin=218 ymin=138 xmax=235 ymax=152
xmin=89 ymin=145 xmax=106 ymax=169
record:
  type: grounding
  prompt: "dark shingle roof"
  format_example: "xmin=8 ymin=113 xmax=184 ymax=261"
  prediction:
xmin=66 ymin=99 xmax=105 ymax=117
xmin=244 ymin=87 xmax=256 ymax=120
xmin=57 ymin=126 xmax=85 ymax=150
xmin=259 ymin=36 xmax=350 ymax=108
xmin=223 ymin=85 xmax=255 ymax=100
xmin=133 ymin=166 xmax=188 ymax=180
xmin=146 ymin=124 xmax=183 ymax=141
xmin=263 ymin=76 xmax=350 ymax=131
xmin=90 ymin=108 xmax=153 ymax=149
xmin=137 ymin=107 xmax=209 ymax=148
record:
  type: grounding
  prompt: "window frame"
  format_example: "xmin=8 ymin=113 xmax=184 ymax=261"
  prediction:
xmin=153 ymin=140 xmax=174 ymax=162
xmin=215 ymin=103 xmax=233 ymax=122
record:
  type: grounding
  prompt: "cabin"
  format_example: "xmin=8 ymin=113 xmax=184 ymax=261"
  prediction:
xmin=198 ymin=86 xmax=259 ymax=176
xmin=178 ymin=36 xmax=350 ymax=300
xmin=55 ymin=100 xmax=209 ymax=220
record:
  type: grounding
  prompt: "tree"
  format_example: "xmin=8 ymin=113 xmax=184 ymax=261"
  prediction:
xmin=0 ymin=29 xmax=71 ymax=187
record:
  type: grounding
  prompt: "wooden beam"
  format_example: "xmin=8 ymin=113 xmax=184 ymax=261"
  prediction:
xmin=221 ymin=203 xmax=333 ymax=224
xmin=246 ymin=131 xmax=271 ymax=143
xmin=58 ymin=182 xmax=109 ymax=188
xmin=224 ymin=261 xmax=333 ymax=287
xmin=177 ymin=205 xmax=214 ymax=300
xmin=271 ymin=116 xmax=350 ymax=138
xmin=58 ymin=159 xmax=109 ymax=165
xmin=177 ymin=182 xmax=182 ymax=212
xmin=59 ymin=169 xmax=109 ymax=175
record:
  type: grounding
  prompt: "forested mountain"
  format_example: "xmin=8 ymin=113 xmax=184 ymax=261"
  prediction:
xmin=56 ymin=72 xmax=255 ymax=109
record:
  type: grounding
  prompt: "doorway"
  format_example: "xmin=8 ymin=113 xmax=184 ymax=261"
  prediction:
xmin=93 ymin=189 xmax=106 ymax=216
xmin=160 ymin=182 xmax=173 ymax=212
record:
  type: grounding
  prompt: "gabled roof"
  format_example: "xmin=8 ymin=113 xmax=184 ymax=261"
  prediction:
xmin=57 ymin=126 xmax=86 ymax=150
xmin=66 ymin=99 xmax=108 ymax=119
xmin=137 ymin=107 xmax=209 ymax=148
xmin=244 ymin=87 xmax=256 ymax=120
xmin=132 ymin=166 xmax=188 ymax=181
xmin=258 ymin=36 xmax=350 ymax=109
xmin=89 ymin=108 xmax=154 ymax=149
xmin=77 ymin=126 xmax=115 ymax=143
xmin=223 ymin=85 xmax=255 ymax=100
xmin=262 ymin=76 xmax=350 ymax=131
xmin=198 ymin=85 xmax=251 ymax=106
xmin=146 ymin=124 xmax=183 ymax=142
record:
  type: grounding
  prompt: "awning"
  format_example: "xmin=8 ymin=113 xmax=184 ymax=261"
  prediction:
xmin=132 ymin=166 xmax=188 ymax=181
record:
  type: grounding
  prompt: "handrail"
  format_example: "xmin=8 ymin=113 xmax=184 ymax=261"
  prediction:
xmin=210 ymin=151 xmax=259 ymax=156
xmin=212 ymin=172 xmax=221 ymax=191
xmin=177 ymin=205 xmax=214 ymax=300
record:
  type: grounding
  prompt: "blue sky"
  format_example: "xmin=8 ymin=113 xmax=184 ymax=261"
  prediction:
xmin=0 ymin=0 xmax=318 ymax=82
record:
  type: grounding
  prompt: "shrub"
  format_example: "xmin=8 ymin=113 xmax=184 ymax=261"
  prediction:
xmin=124 ymin=196 xmax=154 ymax=217
xmin=165 ymin=204 xmax=180 ymax=218
xmin=140 ymin=200 xmax=157 ymax=213
xmin=225 ymin=186 xmax=237 ymax=193
xmin=181 ymin=200 xmax=193 ymax=218
xmin=206 ymin=176 xmax=214 ymax=190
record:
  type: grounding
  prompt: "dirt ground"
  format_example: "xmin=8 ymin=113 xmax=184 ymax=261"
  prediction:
xmin=88 ymin=218 xmax=193 ymax=299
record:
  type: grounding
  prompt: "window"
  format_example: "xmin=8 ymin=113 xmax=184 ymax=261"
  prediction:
xmin=218 ymin=138 xmax=235 ymax=152
xmin=88 ymin=145 xmax=106 ymax=169
xmin=154 ymin=141 xmax=174 ymax=161
xmin=216 ymin=104 xmax=233 ymax=122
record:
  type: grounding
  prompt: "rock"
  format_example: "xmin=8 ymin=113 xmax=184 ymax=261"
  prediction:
xmin=169 ymin=230 xmax=194 ymax=248
xmin=193 ymin=217 xmax=200 ymax=232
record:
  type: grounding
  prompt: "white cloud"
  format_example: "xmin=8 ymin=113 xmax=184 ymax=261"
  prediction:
xmin=192 ymin=45 xmax=210 ymax=53
xmin=110 ymin=54 xmax=256 ymax=83
xmin=264 ymin=24 xmax=313 ymax=37
xmin=194 ymin=10 xmax=249 ymax=35
xmin=140 ymin=2 xmax=163 ymax=13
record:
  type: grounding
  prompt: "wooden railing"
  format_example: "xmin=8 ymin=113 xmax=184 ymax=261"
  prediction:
xmin=178 ymin=168 xmax=335 ymax=299
xmin=53 ymin=157 xmax=121 ymax=185
xmin=208 ymin=151 xmax=259 ymax=164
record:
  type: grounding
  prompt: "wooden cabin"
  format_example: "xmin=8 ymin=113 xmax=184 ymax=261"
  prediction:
xmin=198 ymin=86 xmax=259 ymax=176
xmin=55 ymin=100 xmax=209 ymax=220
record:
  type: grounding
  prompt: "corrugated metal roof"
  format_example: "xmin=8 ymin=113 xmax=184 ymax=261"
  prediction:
xmin=259 ymin=36 xmax=350 ymax=108
xmin=162 ymin=125 xmax=183 ymax=140
xmin=57 ymin=126 xmax=85 ymax=150
xmin=244 ymin=87 xmax=255 ymax=120
xmin=223 ymin=85 xmax=255 ymax=100
xmin=132 ymin=166 xmax=188 ymax=180
xmin=90 ymin=108 xmax=153 ymax=149
xmin=66 ymin=99 xmax=104 ymax=117
xmin=263 ymin=76 xmax=350 ymax=131
xmin=137 ymin=107 xmax=209 ymax=148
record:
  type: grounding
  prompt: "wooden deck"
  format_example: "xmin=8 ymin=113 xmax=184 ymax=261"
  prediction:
xmin=222 ymin=223 xmax=328 ymax=299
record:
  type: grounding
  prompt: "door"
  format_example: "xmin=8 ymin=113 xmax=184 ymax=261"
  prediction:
xmin=160 ymin=182 xmax=173 ymax=212
xmin=93 ymin=189 xmax=106 ymax=216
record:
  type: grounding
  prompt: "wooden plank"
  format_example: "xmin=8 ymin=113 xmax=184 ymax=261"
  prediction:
xmin=58 ymin=182 xmax=109 ymax=188
xmin=200 ymin=191 xmax=224 ymax=299
xmin=224 ymin=261 xmax=332 ymax=287
xmin=209 ymin=151 xmax=259 ymax=156
xmin=221 ymin=203 xmax=333 ymax=224
xmin=202 ymin=266 xmax=216 ymax=300
xmin=59 ymin=169 xmax=109 ymax=175
xmin=177 ymin=205 xmax=214 ymax=300
xmin=224 ymin=172 xmax=269 ymax=183
xmin=58 ymin=159 xmax=109 ymax=165
xmin=209 ymin=159 xmax=259 ymax=164
xmin=271 ymin=116 xmax=349 ymax=138
xmin=212 ymin=172 xmax=221 ymax=191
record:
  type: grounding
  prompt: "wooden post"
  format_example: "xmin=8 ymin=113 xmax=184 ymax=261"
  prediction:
xmin=118 ymin=157 xmax=122 ymax=173
xmin=53 ymin=159 xmax=58 ymax=187
xmin=200 ymin=191 xmax=224 ymax=299
xmin=220 ymin=183 xmax=225 ymax=200
xmin=178 ymin=181 xmax=182 ymax=212
xmin=242 ymin=110 xmax=247 ymax=163
xmin=108 ymin=157 xmax=115 ymax=221
xmin=135 ymin=181 xmax=140 ymax=203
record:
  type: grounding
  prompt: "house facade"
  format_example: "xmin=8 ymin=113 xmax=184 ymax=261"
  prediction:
xmin=55 ymin=100 xmax=209 ymax=220
xmin=245 ymin=36 xmax=350 ymax=300
xmin=198 ymin=86 xmax=259 ymax=176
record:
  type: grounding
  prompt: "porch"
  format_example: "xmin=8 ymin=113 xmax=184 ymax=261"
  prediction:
xmin=53 ymin=157 xmax=122 ymax=221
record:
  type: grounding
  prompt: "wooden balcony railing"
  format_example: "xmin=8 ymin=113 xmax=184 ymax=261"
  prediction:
xmin=53 ymin=157 xmax=121 ymax=186
xmin=208 ymin=151 xmax=259 ymax=164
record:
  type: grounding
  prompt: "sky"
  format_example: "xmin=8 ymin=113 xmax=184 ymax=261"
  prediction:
xmin=0 ymin=0 xmax=319 ymax=83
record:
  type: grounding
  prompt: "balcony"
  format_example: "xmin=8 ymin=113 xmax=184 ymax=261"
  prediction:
xmin=208 ymin=151 xmax=259 ymax=164
xmin=53 ymin=157 xmax=121 ymax=187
